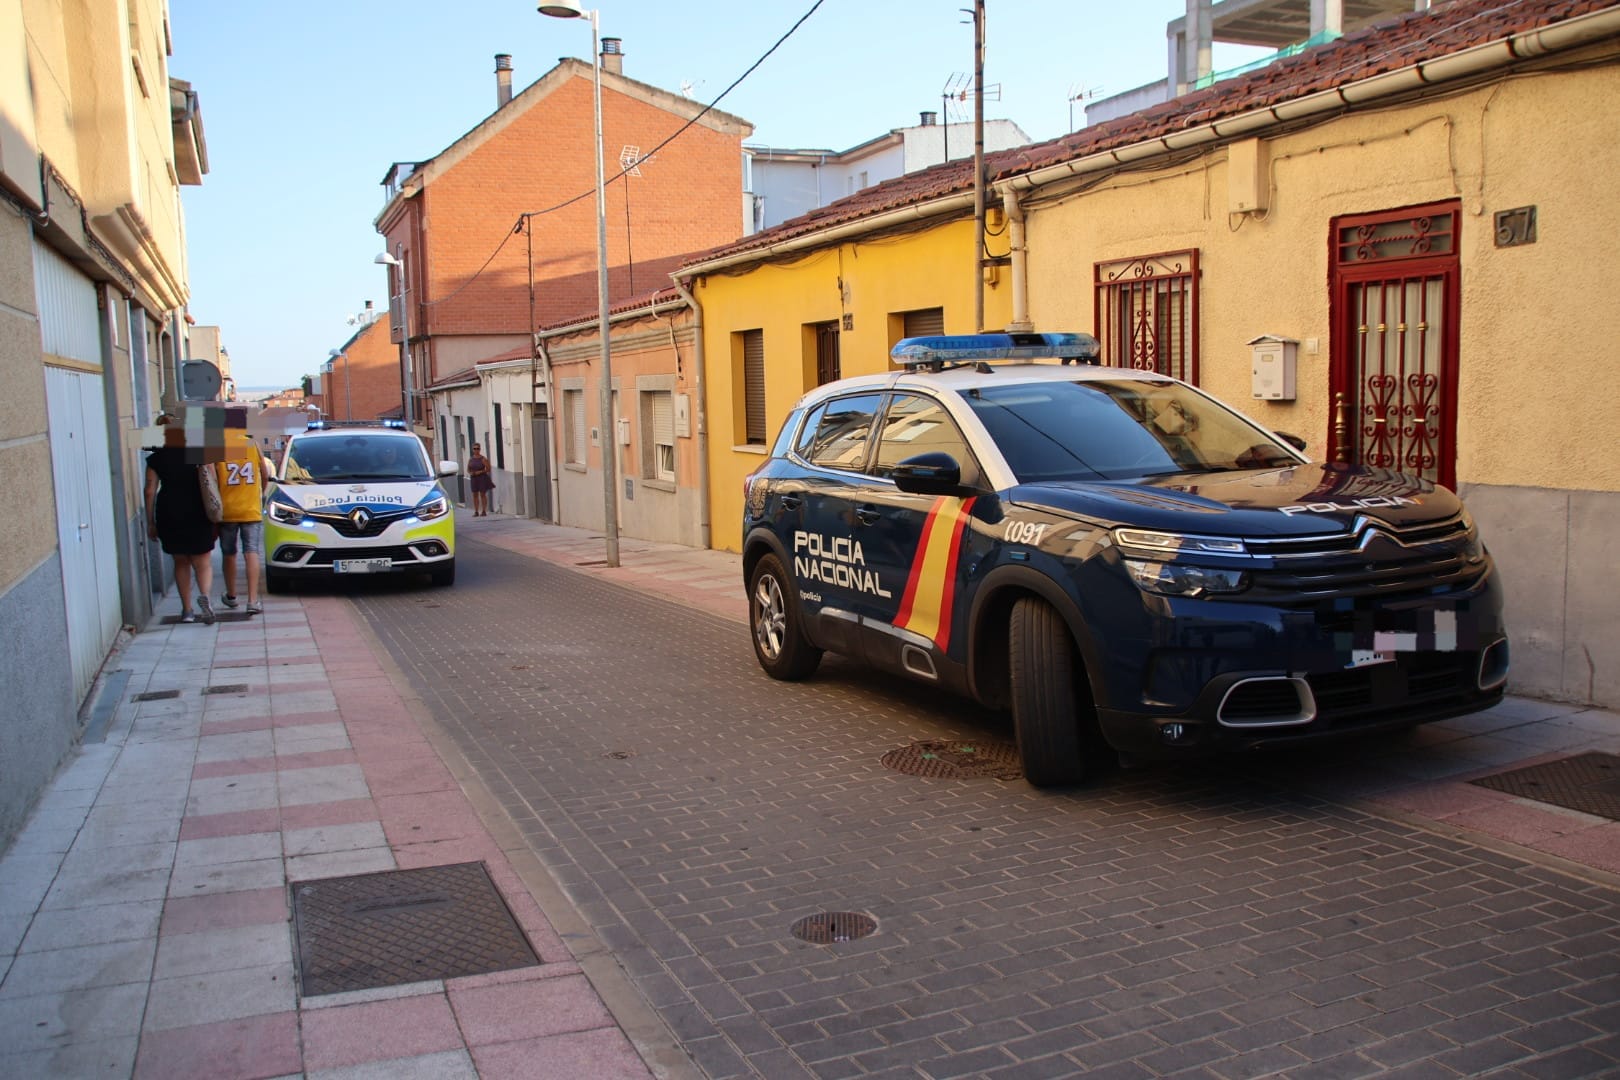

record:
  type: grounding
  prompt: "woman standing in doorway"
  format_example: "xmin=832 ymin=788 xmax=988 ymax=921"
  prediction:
xmin=144 ymin=416 xmax=218 ymax=624
xmin=467 ymin=442 xmax=494 ymax=517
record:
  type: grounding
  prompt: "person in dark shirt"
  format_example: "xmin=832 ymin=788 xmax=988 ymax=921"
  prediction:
xmin=144 ymin=418 xmax=219 ymax=624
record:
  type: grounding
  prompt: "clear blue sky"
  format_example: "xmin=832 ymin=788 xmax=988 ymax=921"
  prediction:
xmin=171 ymin=1 xmax=1267 ymax=390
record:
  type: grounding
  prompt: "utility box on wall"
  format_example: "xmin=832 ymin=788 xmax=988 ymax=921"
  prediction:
xmin=1248 ymin=335 xmax=1297 ymax=400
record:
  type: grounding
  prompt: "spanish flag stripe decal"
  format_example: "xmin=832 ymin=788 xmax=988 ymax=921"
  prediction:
xmin=894 ymin=496 xmax=976 ymax=649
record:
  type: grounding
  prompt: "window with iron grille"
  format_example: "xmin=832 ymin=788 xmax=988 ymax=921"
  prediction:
xmin=1093 ymin=249 xmax=1200 ymax=383
xmin=563 ymin=387 xmax=587 ymax=465
xmin=737 ymin=329 xmax=766 ymax=445
xmin=639 ymin=384 xmax=676 ymax=483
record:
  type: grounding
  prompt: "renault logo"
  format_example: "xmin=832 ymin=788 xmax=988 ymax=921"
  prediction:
xmin=349 ymin=508 xmax=372 ymax=530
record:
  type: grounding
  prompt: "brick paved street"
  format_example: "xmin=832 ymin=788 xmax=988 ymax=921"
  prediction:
xmin=351 ymin=536 xmax=1620 ymax=1079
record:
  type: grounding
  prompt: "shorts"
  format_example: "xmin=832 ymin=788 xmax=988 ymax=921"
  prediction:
xmin=218 ymin=521 xmax=264 ymax=556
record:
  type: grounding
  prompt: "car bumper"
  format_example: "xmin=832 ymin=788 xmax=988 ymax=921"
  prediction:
xmin=1090 ymin=571 xmax=1508 ymax=758
xmin=265 ymin=518 xmax=454 ymax=575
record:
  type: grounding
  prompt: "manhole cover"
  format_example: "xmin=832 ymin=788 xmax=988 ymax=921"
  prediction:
xmin=291 ymin=862 xmax=539 ymax=996
xmin=1470 ymin=752 xmax=1620 ymax=821
xmin=791 ymin=912 xmax=878 ymax=944
xmin=881 ymin=739 xmax=1023 ymax=780
xmin=203 ymin=683 xmax=251 ymax=695
xmin=132 ymin=689 xmax=181 ymax=702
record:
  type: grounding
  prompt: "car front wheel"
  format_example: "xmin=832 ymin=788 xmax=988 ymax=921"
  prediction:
xmin=429 ymin=559 xmax=455 ymax=587
xmin=748 ymin=553 xmax=821 ymax=680
xmin=1009 ymin=595 xmax=1094 ymax=788
xmin=265 ymin=570 xmax=291 ymax=595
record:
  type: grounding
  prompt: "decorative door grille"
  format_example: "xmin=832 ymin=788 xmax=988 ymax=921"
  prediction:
xmin=1094 ymin=249 xmax=1199 ymax=383
xmin=1330 ymin=203 xmax=1460 ymax=488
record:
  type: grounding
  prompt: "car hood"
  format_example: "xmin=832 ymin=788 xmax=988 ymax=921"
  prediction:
xmin=271 ymin=480 xmax=443 ymax=513
xmin=1008 ymin=462 xmax=1459 ymax=537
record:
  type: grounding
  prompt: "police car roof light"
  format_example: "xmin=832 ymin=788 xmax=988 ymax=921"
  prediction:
xmin=892 ymin=332 xmax=1101 ymax=370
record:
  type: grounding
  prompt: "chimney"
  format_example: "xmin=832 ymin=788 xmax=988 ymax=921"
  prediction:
xmin=600 ymin=37 xmax=623 ymax=76
xmin=495 ymin=54 xmax=513 ymax=108
xmin=363 ymin=300 xmax=375 ymax=323
xmin=920 ymin=110 xmax=938 ymax=126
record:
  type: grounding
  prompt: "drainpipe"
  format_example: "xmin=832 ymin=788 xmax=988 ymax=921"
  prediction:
xmin=670 ymin=276 xmax=710 ymax=551
xmin=1001 ymin=187 xmax=1031 ymax=332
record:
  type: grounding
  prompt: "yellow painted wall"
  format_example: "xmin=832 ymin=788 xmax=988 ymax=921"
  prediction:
xmin=1025 ymin=58 xmax=1620 ymax=493
xmin=696 ymin=218 xmax=1010 ymax=551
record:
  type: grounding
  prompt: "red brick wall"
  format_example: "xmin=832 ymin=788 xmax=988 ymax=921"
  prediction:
xmin=325 ymin=318 xmax=402 ymax=422
xmin=395 ymin=71 xmax=745 ymax=387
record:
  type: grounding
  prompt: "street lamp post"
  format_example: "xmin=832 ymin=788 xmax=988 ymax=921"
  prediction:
xmin=538 ymin=0 xmax=618 ymax=567
xmin=328 ymin=349 xmax=351 ymax=421
xmin=374 ymin=251 xmax=414 ymax=431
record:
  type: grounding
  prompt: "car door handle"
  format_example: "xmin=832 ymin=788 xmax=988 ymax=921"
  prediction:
xmin=780 ymin=495 xmax=802 ymax=510
xmin=855 ymin=506 xmax=882 ymax=525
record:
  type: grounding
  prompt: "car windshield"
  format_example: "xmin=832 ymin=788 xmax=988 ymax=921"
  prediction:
xmin=963 ymin=378 xmax=1300 ymax=482
xmin=281 ymin=434 xmax=431 ymax=483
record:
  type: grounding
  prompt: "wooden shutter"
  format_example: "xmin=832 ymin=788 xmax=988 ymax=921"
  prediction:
xmin=743 ymin=329 xmax=766 ymax=444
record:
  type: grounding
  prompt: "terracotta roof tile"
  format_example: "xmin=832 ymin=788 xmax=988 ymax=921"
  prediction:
xmin=683 ymin=0 xmax=1616 ymax=268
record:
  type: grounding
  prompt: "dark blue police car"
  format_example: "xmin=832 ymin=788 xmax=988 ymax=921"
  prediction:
xmin=741 ymin=333 xmax=1509 ymax=786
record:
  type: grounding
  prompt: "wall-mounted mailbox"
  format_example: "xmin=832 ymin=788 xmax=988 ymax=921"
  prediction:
xmin=1248 ymin=335 xmax=1298 ymax=401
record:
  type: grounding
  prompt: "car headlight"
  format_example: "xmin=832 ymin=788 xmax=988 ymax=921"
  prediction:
xmin=1124 ymin=559 xmax=1249 ymax=598
xmin=1113 ymin=528 xmax=1247 ymax=556
xmin=267 ymin=500 xmax=304 ymax=525
xmin=415 ymin=494 xmax=449 ymax=521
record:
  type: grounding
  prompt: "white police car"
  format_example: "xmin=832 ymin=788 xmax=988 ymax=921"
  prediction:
xmin=742 ymin=333 xmax=1508 ymax=786
xmin=264 ymin=421 xmax=458 ymax=591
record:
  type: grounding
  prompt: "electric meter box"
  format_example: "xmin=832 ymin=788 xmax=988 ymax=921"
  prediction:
xmin=1248 ymin=335 xmax=1298 ymax=401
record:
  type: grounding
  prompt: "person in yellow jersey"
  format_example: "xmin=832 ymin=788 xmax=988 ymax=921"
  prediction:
xmin=215 ymin=430 xmax=267 ymax=615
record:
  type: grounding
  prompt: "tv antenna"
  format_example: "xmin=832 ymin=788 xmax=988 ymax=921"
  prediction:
xmin=1068 ymin=83 xmax=1102 ymax=131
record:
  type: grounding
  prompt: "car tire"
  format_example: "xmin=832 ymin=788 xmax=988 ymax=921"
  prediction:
xmin=748 ymin=553 xmax=821 ymax=680
xmin=1009 ymin=595 xmax=1093 ymax=788
xmin=429 ymin=560 xmax=455 ymax=587
xmin=265 ymin=571 xmax=291 ymax=595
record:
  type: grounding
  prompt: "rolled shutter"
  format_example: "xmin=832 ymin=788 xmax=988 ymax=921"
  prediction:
xmin=743 ymin=330 xmax=766 ymax=443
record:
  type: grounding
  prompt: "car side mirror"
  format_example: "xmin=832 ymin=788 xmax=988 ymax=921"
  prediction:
xmin=1274 ymin=431 xmax=1308 ymax=452
xmin=438 ymin=460 xmax=459 ymax=477
xmin=890 ymin=451 xmax=963 ymax=495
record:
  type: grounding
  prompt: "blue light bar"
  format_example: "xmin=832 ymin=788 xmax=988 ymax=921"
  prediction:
xmin=892 ymin=332 xmax=1102 ymax=367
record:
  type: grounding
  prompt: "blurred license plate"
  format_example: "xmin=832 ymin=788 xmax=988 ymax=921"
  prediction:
xmin=335 ymin=558 xmax=392 ymax=574
xmin=1347 ymin=649 xmax=1394 ymax=669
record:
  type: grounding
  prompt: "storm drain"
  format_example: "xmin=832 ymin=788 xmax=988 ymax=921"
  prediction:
xmin=881 ymin=739 xmax=1023 ymax=781
xmin=203 ymin=683 xmax=251 ymax=695
xmin=1470 ymin=752 xmax=1620 ymax=821
xmin=131 ymin=689 xmax=181 ymax=702
xmin=291 ymin=862 xmax=539 ymax=996
xmin=791 ymin=912 xmax=878 ymax=944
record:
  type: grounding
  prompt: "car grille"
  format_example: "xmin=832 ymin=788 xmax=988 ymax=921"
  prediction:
xmin=1244 ymin=513 xmax=1485 ymax=600
xmin=303 ymin=545 xmax=407 ymax=567
xmin=1306 ymin=651 xmax=1476 ymax=720
xmin=306 ymin=507 xmax=414 ymax=538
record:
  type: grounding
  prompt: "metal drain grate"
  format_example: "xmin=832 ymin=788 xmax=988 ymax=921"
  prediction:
xmin=291 ymin=862 xmax=539 ymax=996
xmin=132 ymin=689 xmax=181 ymax=702
xmin=881 ymin=739 xmax=1023 ymax=781
xmin=791 ymin=912 xmax=878 ymax=944
xmin=1470 ymin=752 xmax=1620 ymax=821
xmin=203 ymin=683 xmax=251 ymax=695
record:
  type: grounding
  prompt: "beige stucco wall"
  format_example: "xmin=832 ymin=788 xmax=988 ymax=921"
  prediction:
xmin=0 ymin=207 xmax=58 ymax=593
xmin=1024 ymin=57 xmax=1620 ymax=493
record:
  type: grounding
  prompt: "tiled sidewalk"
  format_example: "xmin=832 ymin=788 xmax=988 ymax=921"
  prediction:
xmin=0 ymin=594 xmax=662 ymax=1079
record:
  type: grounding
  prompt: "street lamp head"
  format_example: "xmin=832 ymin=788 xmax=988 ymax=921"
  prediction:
xmin=374 ymin=252 xmax=401 ymax=267
xmin=538 ymin=0 xmax=586 ymax=17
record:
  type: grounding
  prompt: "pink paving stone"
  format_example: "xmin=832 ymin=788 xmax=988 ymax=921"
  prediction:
xmin=1367 ymin=780 xmax=1504 ymax=818
xmin=339 ymin=702 xmax=412 ymax=724
xmin=270 ymin=679 xmax=340 ymax=694
xmin=348 ymin=733 xmax=436 ymax=761
xmin=270 ymin=710 xmax=344 ymax=728
xmin=300 ymin=993 xmax=464 ymax=1071
xmin=179 ymin=808 xmax=282 ymax=841
xmin=200 ymin=717 xmax=273 ymax=735
xmin=193 ymin=756 xmax=283 ymax=781
xmin=392 ymin=836 xmax=505 ymax=870
xmin=160 ymin=887 xmax=288 ymax=936
xmin=377 ymin=791 xmax=487 ymax=846
xmin=1539 ymin=823 xmax=1620 ymax=872
xmin=362 ymin=754 xmax=457 ymax=797
xmin=449 ymin=974 xmax=616 ymax=1047
xmin=471 ymin=1028 xmax=653 ymax=1080
xmin=133 ymin=1010 xmax=301 ymax=1080
xmin=274 ymin=749 xmax=358 ymax=771
xmin=1443 ymin=802 xmax=1572 ymax=846
xmin=277 ymin=798 xmax=379 ymax=831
